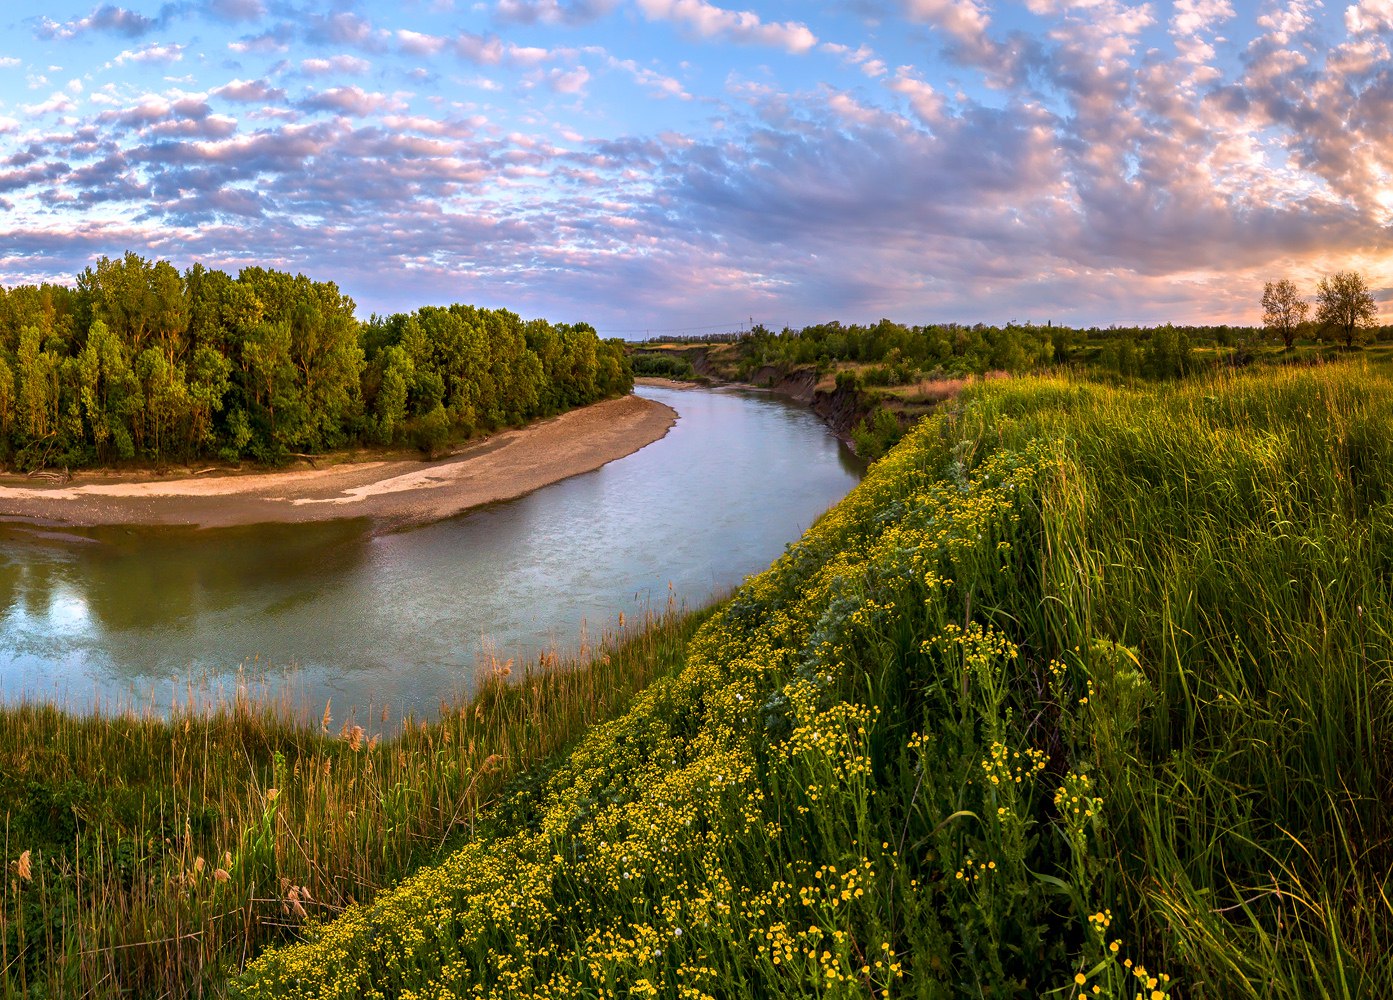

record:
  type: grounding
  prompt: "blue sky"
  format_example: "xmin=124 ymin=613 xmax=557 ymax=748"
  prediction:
xmin=0 ymin=0 xmax=1390 ymax=334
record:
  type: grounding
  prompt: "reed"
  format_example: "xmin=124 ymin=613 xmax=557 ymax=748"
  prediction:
xmin=0 ymin=600 xmax=705 ymax=998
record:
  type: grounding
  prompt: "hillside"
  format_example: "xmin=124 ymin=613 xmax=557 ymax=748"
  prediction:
xmin=235 ymin=361 xmax=1393 ymax=998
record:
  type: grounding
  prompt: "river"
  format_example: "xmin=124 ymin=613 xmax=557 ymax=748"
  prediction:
xmin=0 ymin=385 xmax=863 ymax=718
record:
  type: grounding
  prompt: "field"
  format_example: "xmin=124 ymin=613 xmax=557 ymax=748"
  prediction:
xmin=6 ymin=360 xmax=1393 ymax=998
xmin=227 ymin=361 xmax=1393 ymax=998
xmin=0 ymin=606 xmax=703 ymax=998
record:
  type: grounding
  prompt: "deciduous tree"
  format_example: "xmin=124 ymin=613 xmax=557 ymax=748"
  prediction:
xmin=1261 ymin=278 xmax=1308 ymax=350
xmin=1315 ymin=270 xmax=1378 ymax=349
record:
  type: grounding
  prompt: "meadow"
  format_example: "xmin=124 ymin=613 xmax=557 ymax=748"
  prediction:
xmin=0 ymin=604 xmax=703 ymax=998
xmin=234 ymin=361 xmax=1393 ymax=998
xmin=6 ymin=360 xmax=1393 ymax=998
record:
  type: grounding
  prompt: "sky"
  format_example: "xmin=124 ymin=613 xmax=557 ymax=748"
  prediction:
xmin=0 ymin=0 xmax=1390 ymax=334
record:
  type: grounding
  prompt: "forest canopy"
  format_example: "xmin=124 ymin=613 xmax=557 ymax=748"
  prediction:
xmin=0 ymin=253 xmax=632 ymax=470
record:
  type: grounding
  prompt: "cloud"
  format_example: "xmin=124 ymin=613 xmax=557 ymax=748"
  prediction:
xmin=208 ymin=0 xmax=266 ymax=22
xmin=607 ymin=56 xmax=690 ymax=99
xmin=5 ymin=0 xmax=1393 ymax=330
xmin=22 ymin=92 xmax=76 ymax=116
xmin=0 ymin=161 xmax=71 ymax=193
xmin=36 ymin=4 xmax=169 ymax=40
xmin=888 ymin=71 xmax=945 ymax=125
xmin=299 ymin=87 xmax=404 ymax=117
xmin=301 ymin=55 xmax=373 ymax=75
xmin=228 ymin=25 xmax=294 ymax=53
xmin=1345 ymin=0 xmax=1393 ymax=33
xmin=397 ymin=30 xmax=449 ymax=56
xmin=212 ymin=78 xmax=287 ymax=103
xmin=304 ymin=11 xmax=383 ymax=50
xmin=445 ymin=31 xmax=559 ymax=67
xmin=821 ymin=42 xmax=887 ymax=78
xmin=904 ymin=0 xmax=993 ymax=51
xmin=634 ymin=0 xmax=818 ymax=53
xmin=546 ymin=66 xmax=591 ymax=94
xmin=114 ymin=43 xmax=185 ymax=65
xmin=494 ymin=0 xmax=620 ymax=23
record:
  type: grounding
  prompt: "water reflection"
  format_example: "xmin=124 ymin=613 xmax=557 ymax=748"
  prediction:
xmin=0 ymin=386 xmax=863 ymax=717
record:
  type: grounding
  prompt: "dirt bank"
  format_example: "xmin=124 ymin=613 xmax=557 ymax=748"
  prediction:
xmin=0 ymin=394 xmax=677 ymax=529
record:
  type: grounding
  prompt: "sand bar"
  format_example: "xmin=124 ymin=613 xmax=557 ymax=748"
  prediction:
xmin=0 ymin=394 xmax=677 ymax=529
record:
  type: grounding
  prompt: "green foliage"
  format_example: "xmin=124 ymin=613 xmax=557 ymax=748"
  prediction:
xmin=669 ymin=316 xmax=1324 ymax=389
xmin=239 ymin=362 xmax=1393 ymax=1000
xmin=1315 ymin=270 xmax=1378 ymax=349
xmin=0 ymin=609 xmax=702 ymax=999
xmin=413 ymin=403 xmax=451 ymax=457
xmin=630 ymin=352 xmax=697 ymax=380
xmin=849 ymin=405 xmax=902 ymax=459
xmin=0 ymin=254 xmax=632 ymax=470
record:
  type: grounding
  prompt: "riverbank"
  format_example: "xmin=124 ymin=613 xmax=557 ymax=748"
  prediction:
xmin=0 ymin=394 xmax=675 ymax=529
xmin=0 ymin=603 xmax=708 ymax=999
xmin=241 ymin=362 xmax=1393 ymax=1000
xmin=639 ymin=361 xmax=873 ymax=450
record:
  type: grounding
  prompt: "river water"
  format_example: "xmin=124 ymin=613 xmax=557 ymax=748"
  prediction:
xmin=0 ymin=385 xmax=863 ymax=718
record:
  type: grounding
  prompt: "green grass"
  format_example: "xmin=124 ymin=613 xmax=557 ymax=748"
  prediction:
xmin=0 ymin=604 xmax=704 ymax=999
xmin=234 ymin=361 xmax=1393 ymax=999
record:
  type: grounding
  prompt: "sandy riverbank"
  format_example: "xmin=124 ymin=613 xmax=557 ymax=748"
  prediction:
xmin=0 ymin=394 xmax=677 ymax=529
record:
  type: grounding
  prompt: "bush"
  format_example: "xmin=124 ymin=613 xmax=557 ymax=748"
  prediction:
xmin=630 ymin=353 xmax=697 ymax=380
xmin=413 ymin=404 xmax=451 ymax=457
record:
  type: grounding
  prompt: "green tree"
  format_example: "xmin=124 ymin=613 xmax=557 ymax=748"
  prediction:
xmin=149 ymin=259 xmax=189 ymax=364
xmin=134 ymin=346 xmax=189 ymax=460
xmin=79 ymin=252 xmax=159 ymax=354
xmin=287 ymin=281 xmax=364 ymax=449
xmin=242 ymin=321 xmax=296 ymax=456
xmin=1143 ymin=325 xmax=1192 ymax=378
xmin=371 ymin=345 xmax=413 ymax=444
xmin=186 ymin=345 xmax=232 ymax=454
xmin=75 ymin=320 xmax=139 ymax=462
xmin=15 ymin=325 xmax=60 ymax=441
xmin=1262 ymin=278 xmax=1309 ymax=351
xmin=1315 ymin=270 xmax=1378 ymax=349
xmin=0 ymin=353 xmax=13 ymax=441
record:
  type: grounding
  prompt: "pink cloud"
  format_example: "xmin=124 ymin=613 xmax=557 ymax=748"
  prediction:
xmin=634 ymin=0 xmax=817 ymax=54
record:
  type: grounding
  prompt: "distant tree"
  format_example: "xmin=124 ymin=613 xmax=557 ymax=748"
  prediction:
xmin=1261 ymin=279 xmax=1308 ymax=350
xmin=1315 ymin=270 xmax=1378 ymax=349
xmin=1143 ymin=324 xmax=1193 ymax=378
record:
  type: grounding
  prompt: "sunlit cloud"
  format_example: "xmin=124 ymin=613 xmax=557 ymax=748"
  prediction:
xmin=2 ymin=0 xmax=1391 ymax=329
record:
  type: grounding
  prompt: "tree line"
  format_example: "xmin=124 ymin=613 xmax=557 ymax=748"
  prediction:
xmin=703 ymin=318 xmax=1234 ymax=382
xmin=658 ymin=270 xmax=1384 ymax=387
xmin=0 ymin=253 xmax=632 ymax=470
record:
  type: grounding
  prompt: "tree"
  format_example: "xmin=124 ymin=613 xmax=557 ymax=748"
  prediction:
xmin=1261 ymin=278 xmax=1308 ymax=351
xmin=1315 ymin=270 xmax=1378 ymax=349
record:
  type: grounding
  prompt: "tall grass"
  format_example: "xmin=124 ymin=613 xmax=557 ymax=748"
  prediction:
xmin=0 ymin=602 xmax=704 ymax=998
xmin=238 ymin=361 xmax=1392 ymax=998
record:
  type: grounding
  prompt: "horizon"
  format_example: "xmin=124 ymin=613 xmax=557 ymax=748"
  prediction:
xmin=1 ymin=0 xmax=1391 ymax=335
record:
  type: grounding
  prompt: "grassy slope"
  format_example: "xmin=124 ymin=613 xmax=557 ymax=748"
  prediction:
xmin=0 ymin=609 xmax=702 ymax=999
xmin=238 ymin=362 xmax=1393 ymax=999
